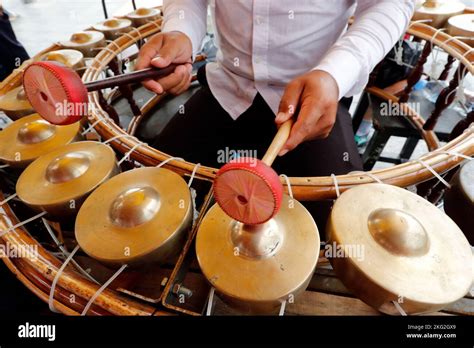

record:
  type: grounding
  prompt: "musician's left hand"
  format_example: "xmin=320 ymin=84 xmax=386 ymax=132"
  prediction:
xmin=275 ymin=70 xmax=340 ymax=156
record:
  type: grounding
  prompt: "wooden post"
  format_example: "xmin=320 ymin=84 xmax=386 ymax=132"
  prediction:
xmin=399 ymin=42 xmax=432 ymax=104
xmin=424 ymin=65 xmax=467 ymax=131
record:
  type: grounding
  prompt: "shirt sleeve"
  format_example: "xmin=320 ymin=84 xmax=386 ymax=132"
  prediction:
xmin=315 ymin=0 xmax=416 ymax=100
xmin=161 ymin=0 xmax=208 ymax=56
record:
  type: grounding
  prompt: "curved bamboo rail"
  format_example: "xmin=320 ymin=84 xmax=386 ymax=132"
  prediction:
xmin=79 ymin=21 xmax=474 ymax=201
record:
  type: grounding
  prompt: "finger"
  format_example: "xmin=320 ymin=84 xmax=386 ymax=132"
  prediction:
xmin=142 ymin=79 xmax=165 ymax=94
xmin=279 ymin=98 xmax=323 ymax=156
xmin=156 ymin=64 xmax=189 ymax=92
xmin=168 ymin=73 xmax=190 ymax=95
xmin=143 ymin=65 xmax=186 ymax=95
xmin=276 ymin=80 xmax=303 ymax=124
xmin=136 ymin=35 xmax=163 ymax=71
xmin=168 ymin=64 xmax=193 ymax=95
xmin=150 ymin=39 xmax=184 ymax=68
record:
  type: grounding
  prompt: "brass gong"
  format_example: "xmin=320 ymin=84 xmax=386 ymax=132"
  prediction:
xmin=0 ymin=86 xmax=34 ymax=120
xmin=59 ymin=30 xmax=106 ymax=58
xmin=448 ymin=14 xmax=474 ymax=46
xmin=196 ymin=195 xmax=320 ymax=314
xmin=444 ymin=160 xmax=474 ymax=244
xmin=126 ymin=8 xmax=161 ymax=27
xmin=75 ymin=167 xmax=193 ymax=267
xmin=0 ymin=113 xmax=81 ymax=168
xmin=93 ymin=18 xmax=132 ymax=40
xmin=16 ymin=141 xmax=119 ymax=219
xmin=41 ymin=49 xmax=85 ymax=72
xmin=413 ymin=0 xmax=466 ymax=28
xmin=327 ymin=184 xmax=473 ymax=315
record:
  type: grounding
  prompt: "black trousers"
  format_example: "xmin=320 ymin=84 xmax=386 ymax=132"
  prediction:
xmin=153 ymin=69 xmax=363 ymax=236
xmin=0 ymin=11 xmax=29 ymax=81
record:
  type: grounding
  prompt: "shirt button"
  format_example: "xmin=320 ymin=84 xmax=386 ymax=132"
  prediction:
xmin=255 ymin=15 xmax=263 ymax=25
xmin=255 ymin=57 xmax=261 ymax=64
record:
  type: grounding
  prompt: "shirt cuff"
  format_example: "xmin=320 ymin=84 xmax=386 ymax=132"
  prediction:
xmin=162 ymin=17 xmax=203 ymax=58
xmin=314 ymin=49 xmax=364 ymax=100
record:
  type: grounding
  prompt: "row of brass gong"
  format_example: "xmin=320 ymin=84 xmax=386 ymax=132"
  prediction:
xmin=0 ymin=6 xmax=472 ymax=313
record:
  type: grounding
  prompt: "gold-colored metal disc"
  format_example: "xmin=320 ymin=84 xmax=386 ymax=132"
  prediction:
xmin=448 ymin=14 xmax=474 ymax=46
xmin=126 ymin=8 xmax=161 ymax=27
xmin=0 ymin=86 xmax=34 ymax=119
xmin=413 ymin=0 xmax=465 ymax=28
xmin=59 ymin=31 xmax=106 ymax=58
xmin=16 ymin=141 xmax=118 ymax=218
xmin=444 ymin=160 xmax=474 ymax=244
xmin=196 ymin=195 xmax=320 ymax=314
xmin=41 ymin=49 xmax=85 ymax=72
xmin=327 ymin=184 xmax=473 ymax=315
xmin=75 ymin=167 xmax=192 ymax=267
xmin=93 ymin=18 xmax=132 ymax=40
xmin=0 ymin=113 xmax=81 ymax=168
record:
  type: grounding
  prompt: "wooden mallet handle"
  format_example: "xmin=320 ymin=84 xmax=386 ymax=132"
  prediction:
xmin=85 ymin=64 xmax=179 ymax=91
xmin=262 ymin=119 xmax=293 ymax=165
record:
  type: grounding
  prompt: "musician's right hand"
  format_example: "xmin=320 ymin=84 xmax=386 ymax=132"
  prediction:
xmin=136 ymin=31 xmax=193 ymax=96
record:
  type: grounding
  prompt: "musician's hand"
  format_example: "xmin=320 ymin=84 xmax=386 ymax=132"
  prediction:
xmin=136 ymin=31 xmax=193 ymax=96
xmin=275 ymin=70 xmax=340 ymax=156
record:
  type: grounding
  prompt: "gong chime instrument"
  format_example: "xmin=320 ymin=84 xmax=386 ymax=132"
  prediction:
xmin=0 ymin=114 xmax=81 ymax=168
xmin=126 ymin=8 xmax=161 ymax=27
xmin=444 ymin=160 xmax=474 ymax=244
xmin=75 ymin=167 xmax=193 ymax=267
xmin=59 ymin=31 xmax=106 ymax=58
xmin=0 ymin=86 xmax=34 ymax=120
xmin=213 ymin=120 xmax=293 ymax=225
xmin=22 ymin=61 xmax=179 ymax=125
xmin=93 ymin=18 xmax=133 ymax=40
xmin=326 ymin=184 xmax=472 ymax=315
xmin=413 ymin=0 xmax=466 ymax=28
xmin=16 ymin=141 xmax=119 ymax=219
xmin=196 ymin=194 xmax=320 ymax=314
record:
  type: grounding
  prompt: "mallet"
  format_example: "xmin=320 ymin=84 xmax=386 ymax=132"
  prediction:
xmin=213 ymin=119 xmax=293 ymax=225
xmin=22 ymin=61 xmax=178 ymax=125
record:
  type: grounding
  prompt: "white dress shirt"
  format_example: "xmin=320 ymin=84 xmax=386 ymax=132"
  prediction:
xmin=162 ymin=0 xmax=416 ymax=119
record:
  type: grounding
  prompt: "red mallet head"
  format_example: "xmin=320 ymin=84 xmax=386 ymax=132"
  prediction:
xmin=213 ymin=120 xmax=293 ymax=225
xmin=214 ymin=157 xmax=283 ymax=225
xmin=23 ymin=61 xmax=87 ymax=125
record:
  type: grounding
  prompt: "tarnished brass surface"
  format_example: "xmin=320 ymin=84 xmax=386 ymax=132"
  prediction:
xmin=41 ymin=49 xmax=85 ymax=72
xmin=126 ymin=8 xmax=161 ymax=27
xmin=444 ymin=160 xmax=474 ymax=244
xmin=448 ymin=14 xmax=474 ymax=46
xmin=59 ymin=31 xmax=106 ymax=58
xmin=0 ymin=114 xmax=81 ymax=168
xmin=16 ymin=141 xmax=118 ymax=219
xmin=93 ymin=18 xmax=132 ymax=40
xmin=75 ymin=167 xmax=192 ymax=267
xmin=0 ymin=86 xmax=34 ymax=120
xmin=327 ymin=184 xmax=473 ymax=315
xmin=196 ymin=195 xmax=320 ymax=314
xmin=413 ymin=0 xmax=466 ymax=28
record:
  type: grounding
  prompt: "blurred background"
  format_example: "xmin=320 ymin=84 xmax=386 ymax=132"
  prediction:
xmin=3 ymin=0 xmax=163 ymax=54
